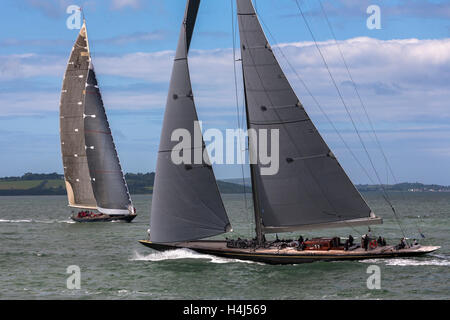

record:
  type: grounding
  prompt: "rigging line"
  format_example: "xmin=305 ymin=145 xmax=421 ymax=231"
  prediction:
xmin=257 ymin=17 xmax=377 ymax=186
xmin=318 ymin=0 xmax=395 ymax=186
xmin=414 ymin=215 xmax=426 ymax=239
xmin=318 ymin=0 xmax=414 ymax=239
xmin=80 ymin=6 xmax=85 ymax=22
xmin=294 ymin=0 xmax=408 ymax=239
xmin=322 ymin=211 xmax=364 ymax=237
xmin=231 ymin=0 xmax=252 ymax=237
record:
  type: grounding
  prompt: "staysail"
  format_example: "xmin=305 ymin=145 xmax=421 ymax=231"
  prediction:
xmin=237 ymin=0 xmax=382 ymax=234
xmin=60 ymin=22 xmax=97 ymax=210
xmin=150 ymin=0 xmax=231 ymax=243
xmin=60 ymin=21 xmax=133 ymax=215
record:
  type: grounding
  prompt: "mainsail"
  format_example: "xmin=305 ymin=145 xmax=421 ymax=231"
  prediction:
xmin=60 ymin=23 xmax=97 ymax=209
xmin=236 ymin=0 xmax=382 ymax=235
xmin=150 ymin=0 xmax=231 ymax=243
xmin=60 ymin=21 xmax=133 ymax=215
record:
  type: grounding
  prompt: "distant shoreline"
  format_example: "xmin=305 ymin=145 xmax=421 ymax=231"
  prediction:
xmin=0 ymin=173 xmax=251 ymax=196
xmin=1 ymin=173 xmax=449 ymax=196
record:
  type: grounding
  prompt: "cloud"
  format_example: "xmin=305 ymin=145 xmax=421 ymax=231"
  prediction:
xmin=295 ymin=0 xmax=450 ymax=19
xmin=1 ymin=36 xmax=450 ymax=183
xmin=1 ymin=37 xmax=449 ymax=125
xmin=24 ymin=0 xmax=73 ymax=18
xmin=273 ymin=37 xmax=450 ymax=120
xmin=110 ymin=0 xmax=142 ymax=10
xmin=97 ymin=31 xmax=168 ymax=45
xmin=18 ymin=0 xmax=148 ymax=17
xmin=0 ymin=54 xmax=65 ymax=81
xmin=384 ymin=0 xmax=450 ymax=19
xmin=0 ymin=38 xmax=71 ymax=48
xmin=0 ymin=31 xmax=167 ymax=49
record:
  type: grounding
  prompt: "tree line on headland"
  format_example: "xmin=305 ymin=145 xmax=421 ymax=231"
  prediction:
xmin=0 ymin=172 xmax=252 ymax=196
xmin=0 ymin=173 xmax=449 ymax=196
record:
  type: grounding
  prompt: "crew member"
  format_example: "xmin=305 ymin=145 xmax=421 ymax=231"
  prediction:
xmin=348 ymin=234 xmax=354 ymax=246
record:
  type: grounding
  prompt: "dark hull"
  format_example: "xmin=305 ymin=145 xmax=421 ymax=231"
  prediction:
xmin=71 ymin=214 xmax=137 ymax=223
xmin=138 ymin=240 xmax=440 ymax=265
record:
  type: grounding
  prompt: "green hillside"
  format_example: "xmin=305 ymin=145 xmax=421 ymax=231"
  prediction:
xmin=0 ymin=172 xmax=251 ymax=196
xmin=2 ymin=172 xmax=447 ymax=196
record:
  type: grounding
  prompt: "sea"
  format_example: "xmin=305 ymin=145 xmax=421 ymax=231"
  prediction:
xmin=0 ymin=193 xmax=448 ymax=300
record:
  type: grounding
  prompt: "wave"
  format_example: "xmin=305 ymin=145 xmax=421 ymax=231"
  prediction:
xmin=360 ymin=258 xmax=450 ymax=267
xmin=430 ymin=253 xmax=450 ymax=260
xmin=130 ymin=249 xmax=259 ymax=265
xmin=0 ymin=219 xmax=75 ymax=224
xmin=0 ymin=219 xmax=33 ymax=223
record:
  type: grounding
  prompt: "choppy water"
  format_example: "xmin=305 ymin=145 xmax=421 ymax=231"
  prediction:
xmin=0 ymin=193 xmax=449 ymax=299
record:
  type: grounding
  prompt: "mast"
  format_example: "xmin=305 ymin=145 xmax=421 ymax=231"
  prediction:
xmin=149 ymin=0 xmax=231 ymax=243
xmin=236 ymin=0 xmax=382 ymax=234
xmin=242 ymin=69 xmax=264 ymax=245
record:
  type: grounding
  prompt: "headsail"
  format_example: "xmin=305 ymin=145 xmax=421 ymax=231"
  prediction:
xmin=60 ymin=22 xmax=97 ymax=210
xmin=84 ymin=63 xmax=134 ymax=216
xmin=150 ymin=0 xmax=231 ymax=243
xmin=236 ymin=0 xmax=382 ymax=234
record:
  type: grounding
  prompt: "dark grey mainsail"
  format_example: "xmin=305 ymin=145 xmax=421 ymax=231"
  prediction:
xmin=237 ymin=0 xmax=382 ymax=235
xmin=150 ymin=0 xmax=231 ymax=243
xmin=84 ymin=64 xmax=133 ymax=215
xmin=60 ymin=21 xmax=133 ymax=215
xmin=60 ymin=23 xmax=97 ymax=210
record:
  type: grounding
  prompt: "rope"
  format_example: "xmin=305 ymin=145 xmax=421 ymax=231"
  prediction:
xmin=318 ymin=0 xmax=395 ymax=185
xmin=317 ymin=0 xmax=414 ymax=241
xmin=293 ymin=0 xmax=408 ymax=240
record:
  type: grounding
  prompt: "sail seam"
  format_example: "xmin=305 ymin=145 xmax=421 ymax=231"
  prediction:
xmin=158 ymin=146 xmax=204 ymax=153
xmin=266 ymin=104 xmax=302 ymax=110
xmin=246 ymin=88 xmax=291 ymax=93
xmin=85 ymin=130 xmax=111 ymax=135
xmin=250 ymin=118 xmax=310 ymax=125
xmin=243 ymin=63 xmax=278 ymax=67
xmin=290 ymin=153 xmax=331 ymax=161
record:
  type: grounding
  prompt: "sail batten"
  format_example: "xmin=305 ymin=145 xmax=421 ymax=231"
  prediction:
xmin=237 ymin=0 xmax=379 ymax=233
xmin=149 ymin=0 xmax=231 ymax=243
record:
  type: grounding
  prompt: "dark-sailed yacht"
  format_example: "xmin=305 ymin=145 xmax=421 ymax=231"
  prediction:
xmin=139 ymin=0 xmax=439 ymax=263
xmin=60 ymin=20 xmax=136 ymax=223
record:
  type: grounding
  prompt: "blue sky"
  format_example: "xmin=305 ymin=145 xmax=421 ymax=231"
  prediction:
xmin=0 ymin=0 xmax=449 ymax=184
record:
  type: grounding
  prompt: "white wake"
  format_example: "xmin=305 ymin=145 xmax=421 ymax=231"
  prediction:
xmin=0 ymin=219 xmax=74 ymax=224
xmin=360 ymin=258 xmax=450 ymax=267
xmin=130 ymin=249 xmax=259 ymax=265
xmin=0 ymin=219 xmax=33 ymax=223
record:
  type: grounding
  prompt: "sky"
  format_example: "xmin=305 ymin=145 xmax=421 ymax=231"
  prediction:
xmin=0 ymin=0 xmax=449 ymax=184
